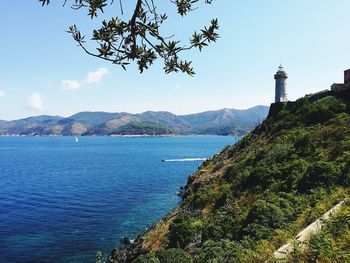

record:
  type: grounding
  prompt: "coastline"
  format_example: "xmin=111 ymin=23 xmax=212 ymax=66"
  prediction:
xmin=0 ymin=134 xmax=239 ymax=138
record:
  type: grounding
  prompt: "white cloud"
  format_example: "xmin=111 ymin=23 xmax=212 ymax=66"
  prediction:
xmin=27 ymin=93 xmax=44 ymax=111
xmin=62 ymin=68 xmax=109 ymax=91
xmin=0 ymin=90 xmax=5 ymax=97
xmin=83 ymin=68 xmax=109 ymax=84
xmin=61 ymin=80 xmax=81 ymax=90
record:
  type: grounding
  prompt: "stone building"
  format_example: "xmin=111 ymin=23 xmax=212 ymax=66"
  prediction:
xmin=331 ymin=69 xmax=350 ymax=91
xmin=345 ymin=69 xmax=350 ymax=89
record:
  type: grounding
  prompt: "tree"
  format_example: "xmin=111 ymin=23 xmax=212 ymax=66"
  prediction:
xmin=39 ymin=0 xmax=219 ymax=75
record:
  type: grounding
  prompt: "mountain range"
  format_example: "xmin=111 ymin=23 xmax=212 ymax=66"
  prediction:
xmin=0 ymin=106 xmax=269 ymax=136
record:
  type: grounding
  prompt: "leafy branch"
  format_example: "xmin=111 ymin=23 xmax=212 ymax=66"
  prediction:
xmin=39 ymin=0 xmax=219 ymax=75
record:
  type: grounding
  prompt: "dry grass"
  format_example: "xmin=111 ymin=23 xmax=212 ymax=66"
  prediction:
xmin=142 ymin=221 xmax=169 ymax=252
xmin=141 ymin=209 xmax=179 ymax=252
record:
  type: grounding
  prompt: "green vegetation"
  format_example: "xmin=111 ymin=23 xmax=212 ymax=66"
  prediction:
xmin=132 ymin=248 xmax=191 ymax=263
xmin=111 ymin=122 xmax=172 ymax=136
xmin=288 ymin=202 xmax=350 ymax=262
xmin=0 ymin=107 xmax=268 ymax=136
xmin=109 ymin=91 xmax=350 ymax=262
xmin=41 ymin=0 xmax=218 ymax=75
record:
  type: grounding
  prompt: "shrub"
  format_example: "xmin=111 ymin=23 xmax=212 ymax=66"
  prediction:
xmin=338 ymin=151 xmax=350 ymax=186
xmin=132 ymin=253 xmax=160 ymax=263
xmin=202 ymin=223 xmax=224 ymax=241
xmin=156 ymin=248 xmax=191 ymax=263
xmin=279 ymin=158 xmax=309 ymax=191
xmin=168 ymin=214 xmax=195 ymax=248
xmin=242 ymin=164 xmax=280 ymax=191
xmin=187 ymin=181 xmax=228 ymax=209
xmin=302 ymin=96 xmax=346 ymax=125
xmin=298 ymin=161 xmax=341 ymax=192
xmin=133 ymin=249 xmax=191 ymax=263
xmin=243 ymin=200 xmax=286 ymax=239
xmin=194 ymin=240 xmax=235 ymax=263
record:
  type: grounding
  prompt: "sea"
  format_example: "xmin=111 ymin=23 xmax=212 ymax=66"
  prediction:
xmin=0 ymin=136 xmax=237 ymax=262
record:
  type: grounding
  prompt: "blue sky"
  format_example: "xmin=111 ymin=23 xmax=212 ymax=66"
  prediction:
xmin=0 ymin=1 xmax=350 ymax=120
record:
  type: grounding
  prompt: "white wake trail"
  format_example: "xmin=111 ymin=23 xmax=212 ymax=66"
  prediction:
xmin=162 ymin=158 xmax=207 ymax=162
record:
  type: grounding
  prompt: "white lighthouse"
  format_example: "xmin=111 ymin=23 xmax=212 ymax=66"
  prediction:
xmin=274 ymin=65 xmax=288 ymax=103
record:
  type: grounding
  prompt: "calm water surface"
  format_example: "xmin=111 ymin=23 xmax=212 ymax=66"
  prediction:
xmin=0 ymin=136 xmax=236 ymax=262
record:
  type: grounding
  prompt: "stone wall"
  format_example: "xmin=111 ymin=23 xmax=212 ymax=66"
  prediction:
xmin=271 ymin=201 xmax=345 ymax=262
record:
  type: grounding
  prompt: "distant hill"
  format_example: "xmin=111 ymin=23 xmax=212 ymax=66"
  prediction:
xmin=0 ymin=106 xmax=269 ymax=136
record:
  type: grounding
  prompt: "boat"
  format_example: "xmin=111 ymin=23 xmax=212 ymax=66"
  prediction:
xmin=75 ymin=136 xmax=79 ymax=143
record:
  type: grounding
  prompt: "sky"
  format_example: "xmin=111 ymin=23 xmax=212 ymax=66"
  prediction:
xmin=0 ymin=0 xmax=350 ymax=120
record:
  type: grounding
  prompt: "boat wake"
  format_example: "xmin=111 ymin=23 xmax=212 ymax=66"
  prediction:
xmin=162 ymin=158 xmax=207 ymax=162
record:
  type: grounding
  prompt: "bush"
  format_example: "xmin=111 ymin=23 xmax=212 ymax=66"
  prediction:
xmin=187 ymin=181 xmax=227 ymax=209
xmin=168 ymin=215 xmax=195 ymax=248
xmin=156 ymin=248 xmax=191 ymax=263
xmin=132 ymin=253 xmax=160 ymax=263
xmin=133 ymin=249 xmax=190 ymax=263
xmin=302 ymin=96 xmax=346 ymax=125
xmin=243 ymin=200 xmax=288 ymax=239
xmin=202 ymin=223 xmax=224 ymax=241
xmin=194 ymin=240 xmax=235 ymax=263
xmin=242 ymin=164 xmax=280 ymax=191
xmin=298 ymin=161 xmax=341 ymax=192
xmin=338 ymin=152 xmax=350 ymax=186
xmin=279 ymin=158 xmax=309 ymax=191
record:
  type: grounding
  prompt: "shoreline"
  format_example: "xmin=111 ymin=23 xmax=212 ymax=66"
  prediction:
xmin=0 ymin=134 xmax=239 ymax=138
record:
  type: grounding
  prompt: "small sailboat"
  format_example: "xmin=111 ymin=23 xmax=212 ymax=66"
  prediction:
xmin=75 ymin=136 xmax=79 ymax=143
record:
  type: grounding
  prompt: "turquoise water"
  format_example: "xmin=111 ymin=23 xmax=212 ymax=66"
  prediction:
xmin=0 ymin=136 xmax=236 ymax=262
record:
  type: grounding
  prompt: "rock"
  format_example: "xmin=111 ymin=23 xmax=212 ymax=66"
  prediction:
xmin=109 ymin=248 xmax=130 ymax=263
xmin=122 ymin=236 xmax=131 ymax=245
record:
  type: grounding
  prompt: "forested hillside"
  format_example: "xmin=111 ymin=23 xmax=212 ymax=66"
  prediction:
xmin=108 ymin=90 xmax=350 ymax=262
